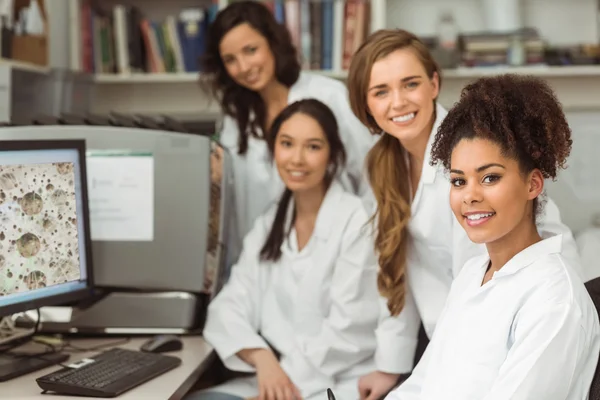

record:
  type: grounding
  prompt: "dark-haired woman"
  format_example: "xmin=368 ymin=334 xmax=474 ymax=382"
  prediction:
xmin=188 ymin=99 xmax=380 ymax=400
xmin=203 ymin=1 xmax=375 ymax=257
xmin=386 ymin=74 xmax=599 ymax=400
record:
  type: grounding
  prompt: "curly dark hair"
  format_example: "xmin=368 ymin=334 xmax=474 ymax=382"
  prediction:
xmin=430 ymin=74 xmax=572 ymax=215
xmin=200 ymin=1 xmax=300 ymax=155
xmin=431 ymin=74 xmax=572 ymax=177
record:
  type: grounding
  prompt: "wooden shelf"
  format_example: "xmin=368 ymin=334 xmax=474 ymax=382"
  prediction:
xmin=443 ymin=65 xmax=600 ymax=78
xmin=95 ymin=72 xmax=199 ymax=83
xmin=0 ymin=59 xmax=50 ymax=74
xmin=94 ymin=69 xmax=350 ymax=84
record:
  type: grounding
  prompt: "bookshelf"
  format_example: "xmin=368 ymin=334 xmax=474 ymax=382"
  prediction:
xmin=93 ymin=64 xmax=600 ymax=84
xmin=67 ymin=0 xmax=600 ymax=116
xmin=69 ymin=0 xmax=387 ymax=116
xmin=93 ymin=68 xmax=350 ymax=83
xmin=71 ymin=0 xmax=386 ymax=79
xmin=442 ymin=65 xmax=600 ymax=78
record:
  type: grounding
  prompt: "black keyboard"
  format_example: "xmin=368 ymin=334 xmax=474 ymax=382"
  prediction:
xmin=36 ymin=347 xmax=182 ymax=398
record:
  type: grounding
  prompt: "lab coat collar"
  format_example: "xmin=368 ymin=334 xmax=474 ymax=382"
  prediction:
xmin=284 ymin=181 xmax=345 ymax=241
xmin=420 ymin=103 xmax=448 ymax=185
xmin=488 ymin=234 xmax=564 ymax=278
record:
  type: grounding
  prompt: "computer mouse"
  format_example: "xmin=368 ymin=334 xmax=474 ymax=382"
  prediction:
xmin=140 ymin=334 xmax=183 ymax=353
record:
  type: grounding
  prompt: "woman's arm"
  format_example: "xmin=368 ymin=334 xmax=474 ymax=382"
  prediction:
xmin=358 ymin=289 xmax=421 ymax=400
xmin=203 ymin=217 xmax=271 ymax=372
xmin=482 ymin=299 xmax=593 ymax=400
xmin=374 ymin=287 xmax=421 ymax=374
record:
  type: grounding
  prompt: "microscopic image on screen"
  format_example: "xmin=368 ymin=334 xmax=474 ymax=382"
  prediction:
xmin=0 ymin=162 xmax=80 ymax=297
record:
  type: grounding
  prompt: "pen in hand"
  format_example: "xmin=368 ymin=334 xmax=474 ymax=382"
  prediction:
xmin=327 ymin=388 xmax=336 ymax=400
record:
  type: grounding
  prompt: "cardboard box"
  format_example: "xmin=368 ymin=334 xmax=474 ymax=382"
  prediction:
xmin=11 ymin=35 xmax=47 ymax=66
xmin=11 ymin=0 xmax=48 ymax=66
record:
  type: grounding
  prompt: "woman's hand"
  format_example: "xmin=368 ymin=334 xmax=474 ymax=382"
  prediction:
xmin=358 ymin=371 xmax=401 ymax=400
xmin=238 ymin=349 xmax=302 ymax=400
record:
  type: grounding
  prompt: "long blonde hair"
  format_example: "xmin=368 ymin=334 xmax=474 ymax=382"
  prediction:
xmin=347 ymin=29 xmax=442 ymax=316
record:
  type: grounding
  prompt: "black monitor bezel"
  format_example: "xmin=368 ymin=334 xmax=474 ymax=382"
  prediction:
xmin=0 ymin=139 xmax=95 ymax=318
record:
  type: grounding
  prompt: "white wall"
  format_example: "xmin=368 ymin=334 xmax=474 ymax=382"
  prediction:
xmin=386 ymin=0 xmax=599 ymax=46
xmin=547 ymin=111 xmax=600 ymax=234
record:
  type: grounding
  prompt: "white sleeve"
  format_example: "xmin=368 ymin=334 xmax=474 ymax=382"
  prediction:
xmin=482 ymin=300 xmax=588 ymax=400
xmin=537 ymin=196 xmax=583 ymax=277
xmin=374 ymin=285 xmax=421 ymax=374
xmin=384 ymin=264 xmax=474 ymax=400
xmin=217 ymin=114 xmax=240 ymax=150
xmin=384 ymin=339 xmax=432 ymax=400
xmin=291 ymin=209 xmax=380 ymax=377
xmin=202 ymin=217 xmax=270 ymax=372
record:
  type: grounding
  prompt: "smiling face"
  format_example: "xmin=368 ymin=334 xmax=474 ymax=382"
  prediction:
xmin=449 ymin=138 xmax=544 ymax=245
xmin=274 ymin=112 xmax=331 ymax=194
xmin=219 ymin=22 xmax=276 ymax=92
xmin=366 ymin=48 xmax=439 ymax=144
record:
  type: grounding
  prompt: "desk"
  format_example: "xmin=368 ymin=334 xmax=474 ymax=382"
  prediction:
xmin=2 ymin=336 xmax=215 ymax=400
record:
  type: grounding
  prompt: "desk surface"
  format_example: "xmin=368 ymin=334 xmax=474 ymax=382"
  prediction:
xmin=2 ymin=336 xmax=214 ymax=400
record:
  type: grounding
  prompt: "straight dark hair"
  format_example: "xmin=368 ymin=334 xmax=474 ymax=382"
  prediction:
xmin=259 ymin=99 xmax=347 ymax=262
xmin=201 ymin=1 xmax=301 ymax=155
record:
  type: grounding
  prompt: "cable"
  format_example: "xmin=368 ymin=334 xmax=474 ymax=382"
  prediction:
xmin=0 ymin=309 xmax=41 ymax=354
xmin=2 ymin=310 xmax=131 ymax=370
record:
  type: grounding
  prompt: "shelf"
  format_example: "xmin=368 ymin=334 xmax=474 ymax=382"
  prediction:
xmin=443 ymin=65 xmax=600 ymax=78
xmin=0 ymin=59 xmax=50 ymax=74
xmin=95 ymin=72 xmax=199 ymax=83
xmin=93 ymin=65 xmax=600 ymax=84
xmin=94 ymin=69 xmax=349 ymax=84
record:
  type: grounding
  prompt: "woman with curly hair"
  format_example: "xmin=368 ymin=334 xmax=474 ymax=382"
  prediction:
xmin=203 ymin=1 xmax=374 ymax=258
xmin=385 ymin=74 xmax=599 ymax=399
xmin=346 ymin=29 xmax=582 ymax=400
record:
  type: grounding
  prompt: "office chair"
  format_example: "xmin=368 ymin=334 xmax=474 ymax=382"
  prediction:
xmin=586 ymin=277 xmax=600 ymax=400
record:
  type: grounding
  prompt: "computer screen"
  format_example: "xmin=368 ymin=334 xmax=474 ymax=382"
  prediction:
xmin=0 ymin=126 xmax=234 ymax=297
xmin=0 ymin=140 xmax=94 ymax=318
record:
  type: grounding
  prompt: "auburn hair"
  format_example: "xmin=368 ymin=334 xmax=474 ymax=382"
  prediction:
xmin=347 ymin=29 xmax=442 ymax=316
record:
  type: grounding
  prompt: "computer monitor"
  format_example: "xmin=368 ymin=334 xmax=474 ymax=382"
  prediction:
xmin=0 ymin=140 xmax=94 ymax=319
xmin=0 ymin=139 xmax=94 ymax=380
xmin=0 ymin=126 xmax=234 ymax=299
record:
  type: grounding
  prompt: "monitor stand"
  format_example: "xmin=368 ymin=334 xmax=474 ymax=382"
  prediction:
xmin=0 ymin=350 xmax=69 ymax=382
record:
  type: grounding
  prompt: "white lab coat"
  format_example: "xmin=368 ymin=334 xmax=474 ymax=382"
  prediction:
xmin=219 ymin=71 xmax=376 ymax=261
xmin=373 ymin=104 xmax=583 ymax=374
xmin=203 ymin=182 xmax=380 ymax=400
xmin=386 ymin=234 xmax=600 ymax=400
